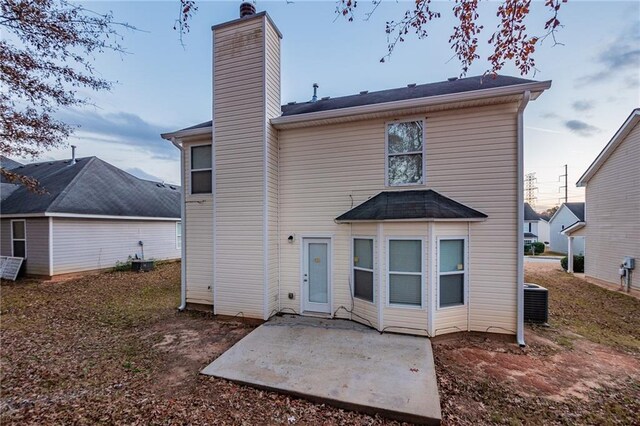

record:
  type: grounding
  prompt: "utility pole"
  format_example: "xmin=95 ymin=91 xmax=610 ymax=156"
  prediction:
xmin=524 ymin=172 xmax=538 ymax=208
xmin=558 ymin=164 xmax=568 ymax=204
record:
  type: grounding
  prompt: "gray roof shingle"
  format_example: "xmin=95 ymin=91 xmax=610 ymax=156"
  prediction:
xmin=564 ymin=202 xmax=585 ymax=221
xmin=1 ymin=157 xmax=180 ymax=218
xmin=524 ymin=203 xmax=540 ymax=221
xmin=335 ymin=190 xmax=487 ymax=222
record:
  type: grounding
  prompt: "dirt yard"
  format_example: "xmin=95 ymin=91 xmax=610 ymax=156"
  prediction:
xmin=1 ymin=261 xmax=639 ymax=425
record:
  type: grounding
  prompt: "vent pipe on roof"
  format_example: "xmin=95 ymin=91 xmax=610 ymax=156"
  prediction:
xmin=240 ymin=1 xmax=256 ymax=18
xmin=71 ymin=145 xmax=77 ymax=164
xmin=311 ymin=83 xmax=319 ymax=102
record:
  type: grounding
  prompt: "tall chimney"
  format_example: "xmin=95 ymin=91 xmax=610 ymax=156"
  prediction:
xmin=240 ymin=2 xmax=256 ymax=18
xmin=71 ymin=145 xmax=77 ymax=164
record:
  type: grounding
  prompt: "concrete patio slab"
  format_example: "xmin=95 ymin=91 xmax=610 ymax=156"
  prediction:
xmin=201 ymin=315 xmax=441 ymax=424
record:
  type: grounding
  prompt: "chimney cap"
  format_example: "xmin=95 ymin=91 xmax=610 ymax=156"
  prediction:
xmin=240 ymin=2 xmax=256 ymax=18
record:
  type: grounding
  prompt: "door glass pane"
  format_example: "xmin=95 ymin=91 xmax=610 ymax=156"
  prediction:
xmin=389 ymin=273 xmax=421 ymax=306
xmin=388 ymin=154 xmax=423 ymax=185
xmin=387 ymin=122 xmax=423 ymax=154
xmin=12 ymin=221 xmax=25 ymax=240
xmin=354 ymin=269 xmax=373 ymax=302
xmin=440 ymin=274 xmax=464 ymax=307
xmin=308 ymin=243 xmax=328 ymax=303
xmin=440 ymin=239 xmax=464 ymax=272
xmin=13 ymin=241 xmax=26 ymax=258
xmin=191 ymin=170 xmax=212 ymax=194
xmin=354 ymin=238 xmax=373 ymax=269
xmin=389 ymin=240 xmax=421 ymax=272
xmin=191 ymin=145 xmax=212 ymax=169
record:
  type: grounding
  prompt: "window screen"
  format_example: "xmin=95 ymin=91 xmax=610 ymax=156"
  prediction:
xmin=388 ymin=239 xmax=422 ymax=306
xmin=191 ymin=145 xmax=212 ymax=194
xmin=11 ymin=221 xmax=26 ymax=258
xmin=439 ymin=239 xmax=465 ymax=307
xmin=353 ymin=238 xmax=374 ymax=302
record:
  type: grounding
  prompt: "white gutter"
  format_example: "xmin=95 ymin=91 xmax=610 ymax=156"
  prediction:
xmin=0 ymin=212 xmax=180 ymax=220
xmin=171 ymin=137 xmax=187 ymax=312
xmin=516 ymin=90 xmax=531 ymax=347
xmin=561 ymin=221 xmax=585 ymax=236
xmin=161 ymin=126 xmax=212 ymax=141
xmin=271 ymin=81 xmax=551 ymax=128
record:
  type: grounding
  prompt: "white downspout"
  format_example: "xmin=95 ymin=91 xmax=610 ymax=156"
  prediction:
xmin=171 ymin=137 xmax=187 ymax=311
xmin=516 ymin=90 xmax=530 ymax=347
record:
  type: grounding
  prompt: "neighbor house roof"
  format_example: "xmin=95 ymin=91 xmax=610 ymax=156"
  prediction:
xmin=561 ymin=221 xmax=585 ymax=236
xmin=563 ymin=202 xmax=585 ymax=221
xmin=335 ymin=190 xmax=487 ymax=222
xmin=577 ymin=108 xmax=640 ymax=186
xmin=0 ymin=156 xmax=23 ymax=170
xmin=524 ymin=232 xmax=538 ymax=239
xmin=163 ymin=75 xmax=551 ymax=138
xmin=524 ymin=203 xmax=540 ymax=221
xmin=1 ymin=157 xmax=180 ymax=218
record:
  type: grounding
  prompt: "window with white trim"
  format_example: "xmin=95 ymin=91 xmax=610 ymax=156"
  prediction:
xmin=190 ymin=145 xmax=212 ymax=194
xmin=439 ymin=239 xmax=465 ymax=308
xmin=353 ymin=238 xmax=374 ymax=302
xmin=388 ymin=239 xmax=422 ymax=306
xmin=386 ymin=120 xmax=424 ymax=186
xmin=11 ymin=220 xmax=26 ymax=258
xmin=176 ymin=221 xmax=182 ymax=250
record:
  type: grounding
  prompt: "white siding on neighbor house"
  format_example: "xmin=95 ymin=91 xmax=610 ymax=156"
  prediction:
xmin=537 ymin=220 xmax=550 ymax=244
xmin=549 ymin=206 xmax=584 ymax=254
xmin=213 ymin=15 xmax=278 ymax=319
xmin=183 ymin=136 xmax=214 ymax=305
xmin=51 ymin=218 xmax=180 ymax=275
xmin=278 ymin=102 xmax=521 ymax=335
xmin=0 ymin=218 xmax=50 ymax=275
xmin=584 ymin=121 xmax=640 ymax=287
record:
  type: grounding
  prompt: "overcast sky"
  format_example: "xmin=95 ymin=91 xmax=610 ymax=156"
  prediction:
xmin=29 ymin=0 xmax=640 ymax=210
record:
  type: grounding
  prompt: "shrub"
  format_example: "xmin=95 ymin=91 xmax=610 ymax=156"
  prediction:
xmin=113 ymin=255 xmax=133 ymax=272
xmin=524 ymin=241 xmax=546 ymax=255
xmin=561 ymin=255 xmax=584 ymax=273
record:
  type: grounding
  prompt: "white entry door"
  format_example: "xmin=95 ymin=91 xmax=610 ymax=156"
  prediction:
xmin=302 ymin=238 xmax=331 ymax=314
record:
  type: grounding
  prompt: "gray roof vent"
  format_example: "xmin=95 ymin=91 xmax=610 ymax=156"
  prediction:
xmin=359 ymin=90 xmax=368 ymax=95
xmin=287 ymin=101 xmax=296 ymax=105
xmin=239 ymin=2 xmax=256 ymax=18
xmin=407 ymin=83 xmax=416 ymax=88
xmin=448 ymin=77 xmax=458 ymax=82
xmin=321 ymin=96 xmax=330 ymax=101
xmin=311 ymin=83 xmax=319 ymax=102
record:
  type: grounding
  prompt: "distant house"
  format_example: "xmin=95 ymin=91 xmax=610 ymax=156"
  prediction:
xmin=524 ymin=203 xmax=550 ymax=244
xmin=161 ymin=6 xmax=552 ymax=343
xmin=0 ymin=156 xmax=181 ymax=277
xmin=568 ymin=109 xmax=639 ymax=288
xmin=548 ymin=202 xmax=585 ymax=255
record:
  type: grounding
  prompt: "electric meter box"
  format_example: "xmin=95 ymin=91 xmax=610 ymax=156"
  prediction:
xmin=622 ymin=257 xmax=635 ymax=270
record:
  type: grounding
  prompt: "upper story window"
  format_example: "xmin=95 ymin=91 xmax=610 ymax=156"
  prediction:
xmin=386 ymin=120 xmax=424 ymax=186
xmin=191 ymin=145 xmax=212 ymax=194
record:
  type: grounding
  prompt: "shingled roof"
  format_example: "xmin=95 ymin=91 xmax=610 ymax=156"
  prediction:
xmin=564 ymin=202 xmax=585 ymax=221
xmin=524 ymin=203 xmax=540 ymax=221
xmin=335 ymin=190 xmax=487 ymax=222
xmin=1 ymin=157 xmax=180 ymax=218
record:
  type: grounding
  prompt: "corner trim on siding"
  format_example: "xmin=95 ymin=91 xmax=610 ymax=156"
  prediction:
xmin=211 ymin=26 xmax=218 ymax=315
xmin=171 ymin=137 xmax=187 ymax=311
xmin=262 ymin=16 xmax=270 ymax=321
xmin=377 ymin=223 xmax=384 ymax=329
xmin=427 ymin=222 xmax=435 ymax=336
xmin=48 ymin=217 xmax=53 ymax=276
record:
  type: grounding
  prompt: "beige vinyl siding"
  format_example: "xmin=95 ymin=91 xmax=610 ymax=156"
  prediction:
xmin=213 ymin=16 xmax=269 ymax=318
xmin=183 ymin=137 xmax=214 ymax=305
xmin=278 ymin=102 xmax=520 ymax=335
xmin=0 ymin=218 xmax=50 ymax=275
xmin=265 ymin=20 xmax=281 ymax=316
xmin=584 ymin=121 xmax=640 ymax=288
xmin=51 ymin=218 xmax=180 ymax=275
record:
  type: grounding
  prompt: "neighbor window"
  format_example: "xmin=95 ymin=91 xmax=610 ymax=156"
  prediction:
xmin=176 ymin=222 xmax=182 ymax=250
xmin=439 ymin=239 xmax=465 ymax=308
xmin=11 ymin=220 xmax=26 ymax=258
xmin=353 ymin=238 xmax=374 ymax=302
xmin=388 ymin=239 xmax=422 ymax=306
xmin=191 ymin=144 xmax=212 ymax=194
xmin=386 ymin=120 xmax=424 ymax=186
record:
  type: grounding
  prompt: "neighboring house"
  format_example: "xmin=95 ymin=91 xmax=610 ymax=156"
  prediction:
xmin=0 ymin=156 xmax=181 ymax=277
xmin=161 ymin=6 xmax=551 ymax=341
xmin=568 ymin=109 xmax=639 ymax=288
xmin=523 ymin=203 xmax=550 ymax=244
xmin=548 ymin=202 xmax=585 ymax=255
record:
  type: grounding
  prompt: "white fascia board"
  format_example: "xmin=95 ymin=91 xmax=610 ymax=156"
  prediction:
xmin=577 ymin=109 xmax=640 ymax=187
xmin=161 ymin=126 xmax=213 ymax=141
xmin=1 ymin=212 xmax=179 ymax=220
xmin=271 ymin=81 xmax=551 ymax=128
xmin=561 ymin=221 xmax=585 ymax=235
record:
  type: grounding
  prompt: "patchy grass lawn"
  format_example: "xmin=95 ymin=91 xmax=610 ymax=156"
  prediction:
xmin=2 ymin=261 xmax=639 ymax=425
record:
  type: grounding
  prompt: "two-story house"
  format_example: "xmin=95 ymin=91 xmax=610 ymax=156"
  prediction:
xmin=161 ymin=5 xmax=551 ymax=343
